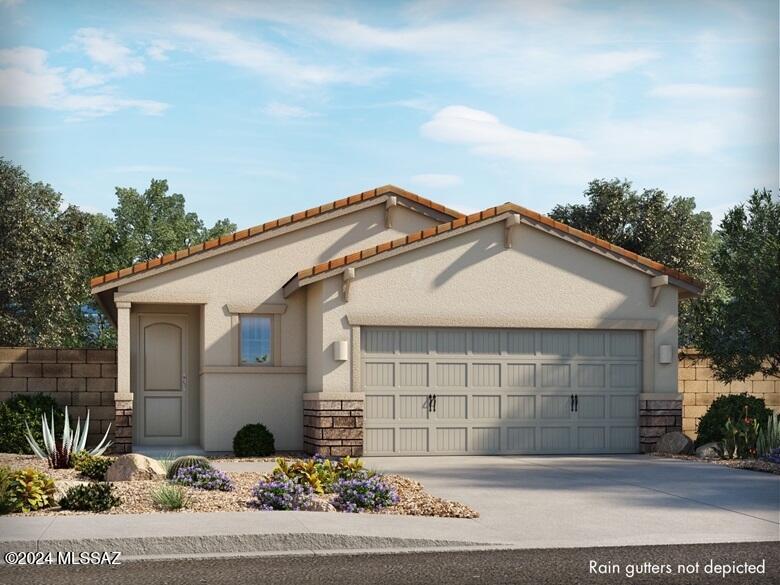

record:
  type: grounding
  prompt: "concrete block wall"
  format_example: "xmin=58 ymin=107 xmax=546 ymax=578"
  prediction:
xmin=679 ymin=350 xmax=780 ymax=438
xmin=0 ymin=347 xmax=117 ymax=448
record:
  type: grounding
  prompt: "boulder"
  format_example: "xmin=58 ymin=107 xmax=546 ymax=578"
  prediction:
xmin=55 ymin=480 xmax=88 ymax=502
xmin=695 ymin=442 xmax=722 ymax=459
xmin=105 ymin=453 xmax=165 ymax=481
xmin=304 ymin=496 xmax=337 ymax=512
xmin=655 ymin=431 xmax=694 ymax=455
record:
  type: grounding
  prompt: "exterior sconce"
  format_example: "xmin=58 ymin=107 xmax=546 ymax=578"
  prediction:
xmin=658 ymin=344 xmax=672 ymax=364
xmin=333 ymin=340 xmax=349 ymax=362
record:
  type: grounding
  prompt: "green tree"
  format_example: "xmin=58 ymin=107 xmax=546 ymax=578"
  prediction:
xmin=550 ymin=178 xmax=718 ymax=344
xmin=691 ymin=189 xmax=779 ymax=381
xmin=0 ymin=159 xmax=92 ymax=346
xmin=111 ymin=179 xmax=235 ymax=266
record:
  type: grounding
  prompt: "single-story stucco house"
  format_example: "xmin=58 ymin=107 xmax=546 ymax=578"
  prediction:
xmin=90 ymin=185 xmax=703 ymax=456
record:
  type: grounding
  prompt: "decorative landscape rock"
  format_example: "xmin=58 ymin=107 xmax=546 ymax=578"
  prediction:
xmin=654 ymin=431 xmax=694 ymax=455
xmin=105 ymin=454 xmax=165 ymax=481
xmin=695 ymin=442 xmax=722 ymax=459
xmin=55 ymin=480 xmax=88 ymax=502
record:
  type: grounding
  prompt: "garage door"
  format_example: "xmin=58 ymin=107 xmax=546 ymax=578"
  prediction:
xmin=362 ymin=327 xmax=641 ymax=455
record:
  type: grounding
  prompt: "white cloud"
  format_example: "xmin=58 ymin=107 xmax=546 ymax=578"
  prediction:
xmin=651 ymin=83 xmax=760 ymax=100
xmin=263 ymin=102 xmax=318 ymax=119
xmin=146 ymin=40 xmax=174 ymax=61
xmin=421 ymin=105 xmax=589 ymax=162
xmin=172 ymin=22 xmax=380 ymax=85
xmin=72 ymin=28 xmax=145 ymax=77
xmin=410 ymin=173 xmax=463 ymax=188
xmin=67 ymin=67 xmax=106 ymax=88
xmin=0 ymin=46 xmax=168 ymax=119
xmin=577 ymin=50 xmax=658 ymax=78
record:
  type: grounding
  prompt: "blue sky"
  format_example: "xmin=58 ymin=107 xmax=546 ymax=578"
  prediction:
xmin=1 ymin=0 xmax=777 ymax=228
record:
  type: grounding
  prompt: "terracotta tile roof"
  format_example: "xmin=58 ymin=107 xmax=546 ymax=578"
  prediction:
xmin=90 ymin=185 xmax=464 ymax=290
xmin=293 ymin=202 xmax=705 ymax=291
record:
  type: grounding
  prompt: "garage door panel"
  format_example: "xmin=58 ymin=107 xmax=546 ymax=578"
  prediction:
xmin=507 ymin=427 xmax=536 ymax=451
xmin=398 ymin=363 xmax=428 ymax=386
xmin=472 ymin=427 xmax=500 ymax=451
xmin=541 ymin=395 xmax=572 ymax=419
xmin=578 ymin=427 xmax=606 ymax=451
xmin=577 ymin=332 xmax=606 ymax=356
xmin=435 ymin=394 xmax=467 ymax=419
xmin=610 ymin=364 xmax=639 ymax=388
xmin=577 ymin=364 xmax=606 ymax=388
xmin=610 ymin=395 xmax=638 ymax=418
xmin=398 ymin=395 xmax=429 ymax=420
xmin=398 ymin=428 xmax=429 ymax=453
xmin=472 ymin=363 xmax=500 ymax=387
xmin=363 ymin=327 xmax=641 ymax=456
xmin=541 ymin=427 xmax=571 ymax=451
xmin=506 ymin=331 xmax=535 ymax=354
xmin=610 ymin=426 xmax=639 ymax=452
xmin=541 ymin=364 xmax=571 ymax=387
xmin=436 ymin=363 xmax=467 ymax=386
xmin=472 ymin=395 xmax=501 ymax=418
xmin=436 ymin=427 xmax=467 ymax=452
xmin=577 ymin=395 xmax=606 ymax=419
xmin=365 ymin=428 xmax=394 ymax=453
xmin=506 ymin=395 xmax=536 ymax=419
xmin=364 ymin=362 xmax=394 ymax=386
xmin=365 ymin=395 xmax=394 ymax=420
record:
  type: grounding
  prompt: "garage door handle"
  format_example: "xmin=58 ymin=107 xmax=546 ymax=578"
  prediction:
xmin=570 ymin=394 xmax=575 ymax=412
xmin=574 ymin=394 xmax=579 ymax=412
xmin=432 ymin=394 xmax=437 ymax=412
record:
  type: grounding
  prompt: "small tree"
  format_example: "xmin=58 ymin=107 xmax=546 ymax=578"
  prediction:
xmin=550 ymin=179 xmax=718 ymax=344
xmin=691 ymin=189 xmax=779 ymax=381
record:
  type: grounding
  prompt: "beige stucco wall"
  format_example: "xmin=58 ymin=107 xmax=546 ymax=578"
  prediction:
xmin=116 ymin=202 xmax=438 ymax=450
xmin=305 ymin=220 xmax=681 ymax=395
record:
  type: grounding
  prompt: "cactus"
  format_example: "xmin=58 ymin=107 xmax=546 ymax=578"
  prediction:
xmin=165 ymin=455 xmax=213 ymax=479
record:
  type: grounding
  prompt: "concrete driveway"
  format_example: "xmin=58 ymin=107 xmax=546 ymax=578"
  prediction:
xmin=363 ymin=455 xmax=780 ymax=548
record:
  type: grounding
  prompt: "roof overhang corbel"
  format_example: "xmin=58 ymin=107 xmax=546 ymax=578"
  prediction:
xmin=650 ymin=275 xmax=669 ymax=307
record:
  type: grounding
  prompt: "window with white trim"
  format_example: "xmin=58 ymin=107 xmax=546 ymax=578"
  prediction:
xmin=240 ymin=315 xmax=273 ymax=365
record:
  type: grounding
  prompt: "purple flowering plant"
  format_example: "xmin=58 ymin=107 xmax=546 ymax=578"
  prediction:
xmin=171 ymin=465 xmax=234 ymax=491
xmin=250 ymin=475 xmax=314 ymax=510
xmin=332 ymin=474 xmax=398 ymax=513
xmin=762 ymin=447 xmax=780 ymax=464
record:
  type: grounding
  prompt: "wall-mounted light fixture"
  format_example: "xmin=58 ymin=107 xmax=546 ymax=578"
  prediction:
xmin=333 ymin=340 xmax=349 ymax=362
xmin=658 ymin=344 xmax=672 ymax=364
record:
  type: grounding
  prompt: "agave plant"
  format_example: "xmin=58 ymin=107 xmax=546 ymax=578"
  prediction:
xmin=24 ymin=406 xmax=112 ymax=469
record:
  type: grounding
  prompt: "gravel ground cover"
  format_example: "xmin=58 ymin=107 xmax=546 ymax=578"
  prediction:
xmin=649 ymin=452 xmax=780 ymax=475
xmin=0 ymin=454 xmax=478 ymax=518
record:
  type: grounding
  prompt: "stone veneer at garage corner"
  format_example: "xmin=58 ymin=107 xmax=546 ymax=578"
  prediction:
xmin=639 ymin=398 xmax=683 ymax=453
xmin=303 ymin=397 xmax=364 ymax=457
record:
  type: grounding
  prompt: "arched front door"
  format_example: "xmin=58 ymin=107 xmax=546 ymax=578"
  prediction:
xmin=137 ymin=315 xmax=188 ymax=445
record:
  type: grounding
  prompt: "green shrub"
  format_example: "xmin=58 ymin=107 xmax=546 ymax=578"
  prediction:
xmin=166 ymin=455 xmax=213 ymax=479
xmin=74 ymin=453 xmax=113 ymax=481
xmin=233 ymin=423 xmax=275 ymax=457
xmin=59 ymin=482 xmax=120 ymax=512
xmin=722 ymin=412 xmax=760 ymax=459
xmin=7 ymin=468 xmax=56 ymax=512
xmin=756 ymin=414 xmax=780 ymax=457
xmin=0 ymin=467 xmax=13 ymax=515
xmin=695 ymin=393 xmax=772 ymax=447
xmin=150 ymin=484 xmax=190 ymax=511
xmin=0 ymin=394 xmax=64 ymax=454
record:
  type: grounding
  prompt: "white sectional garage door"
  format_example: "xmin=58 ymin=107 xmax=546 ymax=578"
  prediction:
xmin=362 ymin=327 xmax=641 ymax=455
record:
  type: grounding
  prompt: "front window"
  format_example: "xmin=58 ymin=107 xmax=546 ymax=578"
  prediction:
xmin=240 ymin=315 xmax=272 ymax=365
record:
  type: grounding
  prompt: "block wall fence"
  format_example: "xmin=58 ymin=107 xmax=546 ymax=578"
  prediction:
xmin=0 ymin=347 xmax=132 ymax=453
xmin=2 ymin=346 xmax=779 ymax=453
xmin=678 ymin=350 xmax=780 ymax=438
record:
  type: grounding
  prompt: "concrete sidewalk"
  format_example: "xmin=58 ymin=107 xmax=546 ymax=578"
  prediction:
xmin=0 ymin=510 xmax=504 ymax=559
